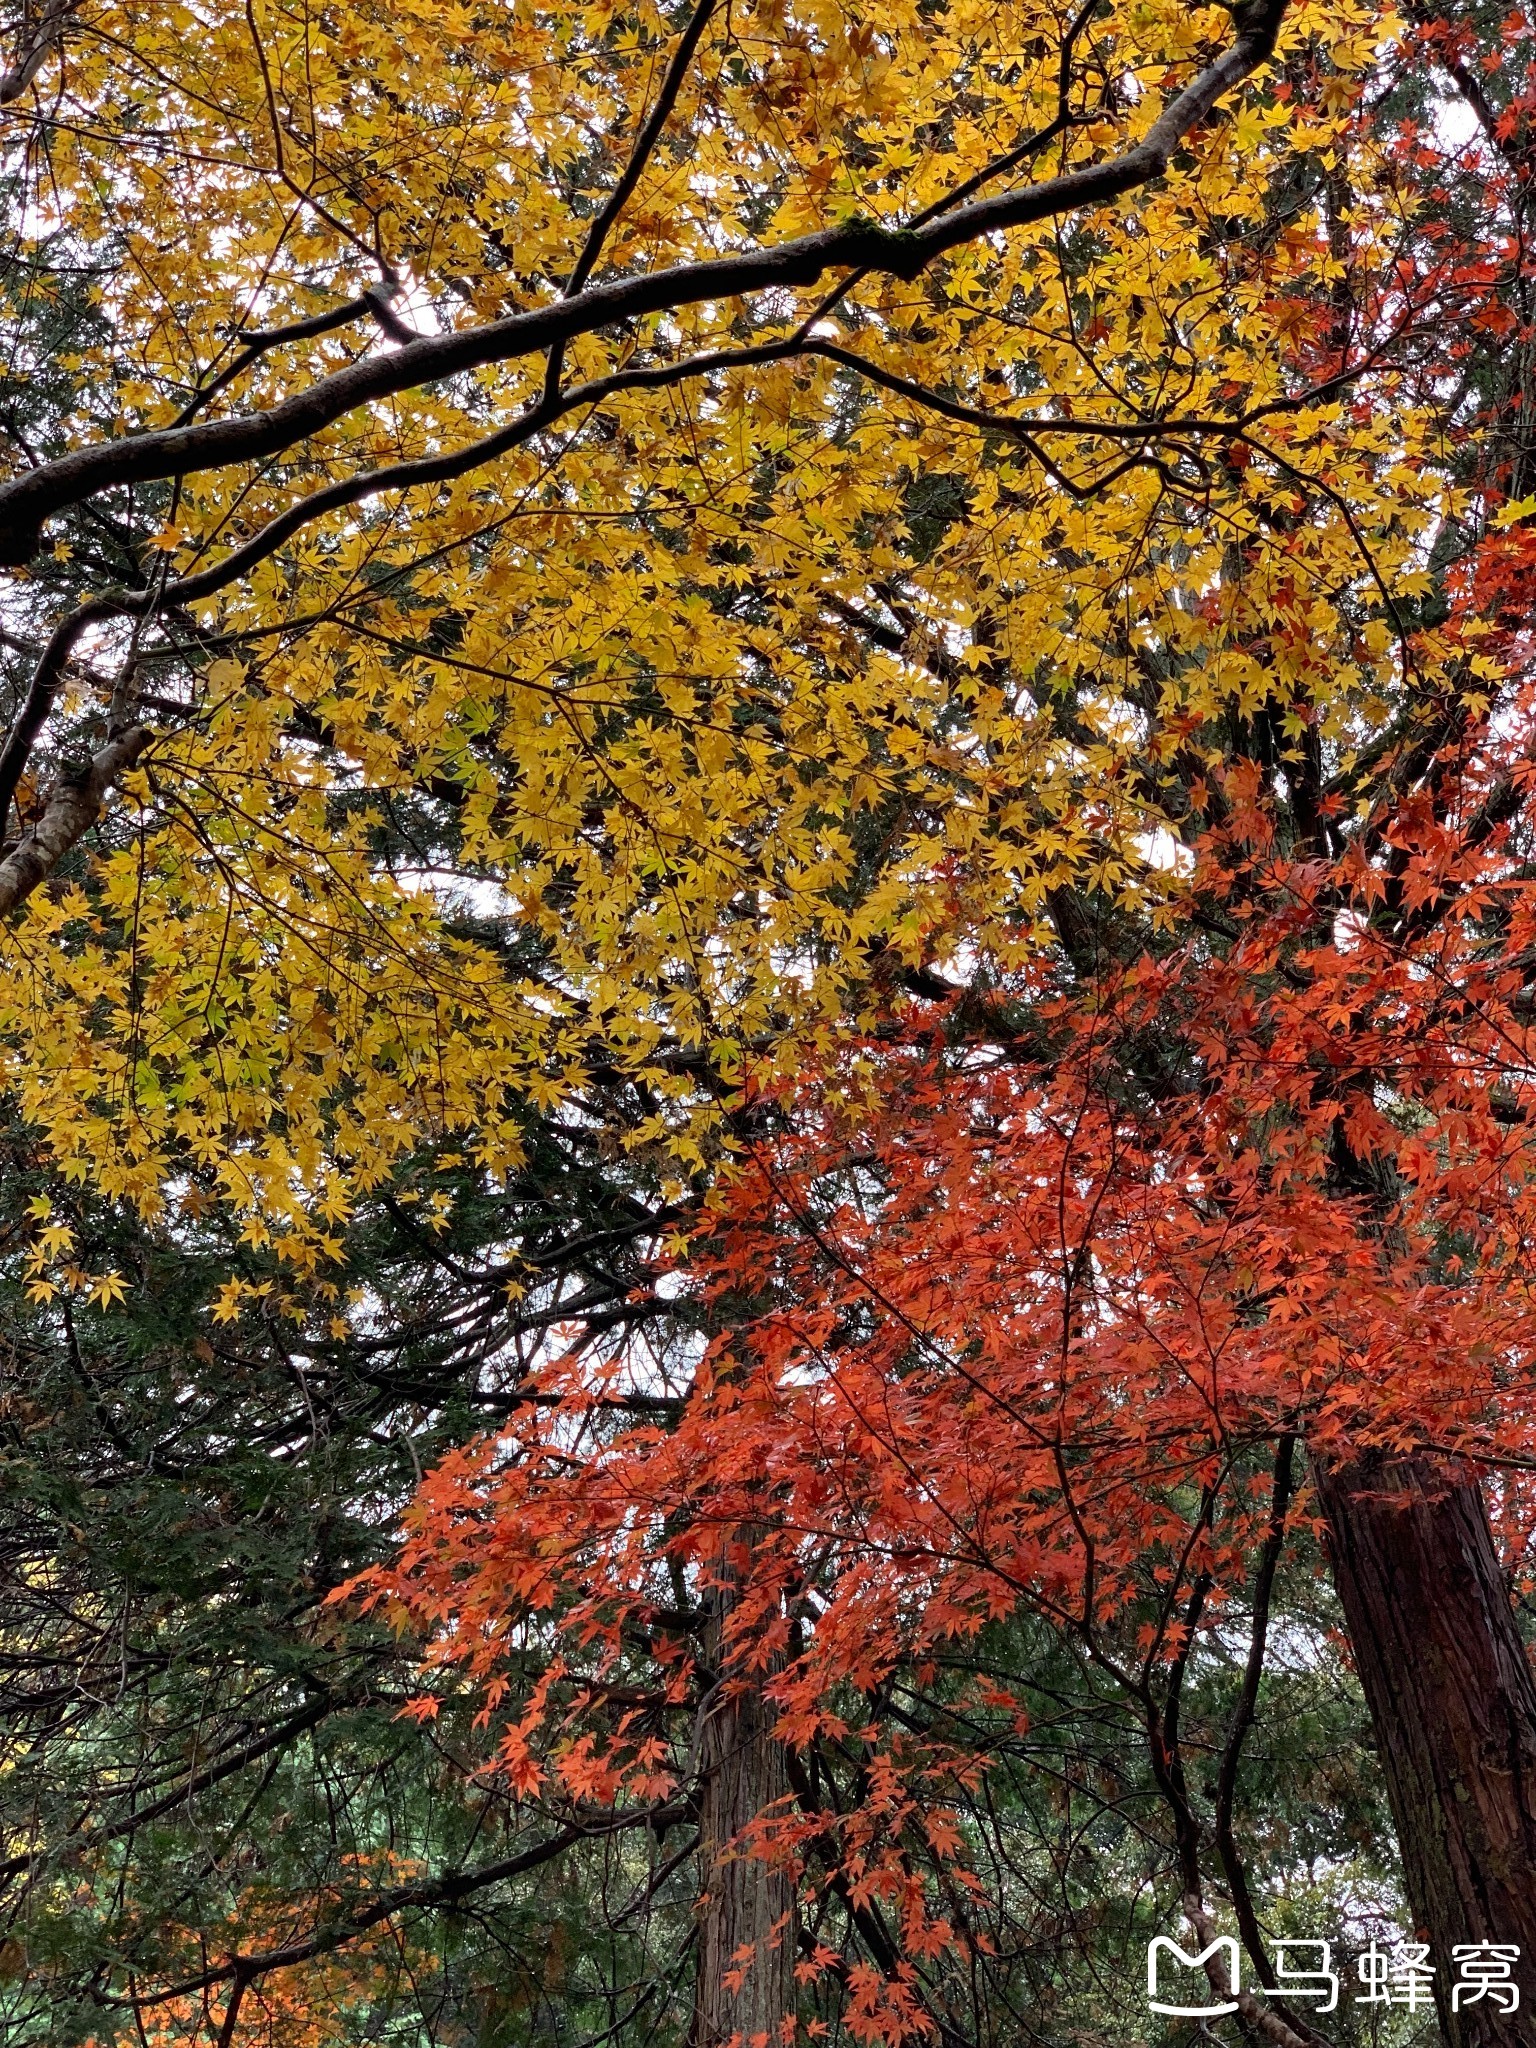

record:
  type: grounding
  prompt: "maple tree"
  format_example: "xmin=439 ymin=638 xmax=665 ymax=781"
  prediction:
xmin=0 ymin=0 xmax=1444 ymax=1246
xmin=348 ymin=6 xmax=1536 ymax=2045
xmin=4 ymin=0 xmax=1536 ymax=2044
xmin=0 ymin=1136 xmax=1392 ymax=2048
xmin=359 ymin=792 xmax=1536 ymax=2048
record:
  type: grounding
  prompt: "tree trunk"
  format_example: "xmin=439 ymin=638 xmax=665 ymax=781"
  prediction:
xmin=694 ymin=1587 xmax=795 ymax=2048
xmin=1314 ymin=1449 xmax=1536 ymax=2048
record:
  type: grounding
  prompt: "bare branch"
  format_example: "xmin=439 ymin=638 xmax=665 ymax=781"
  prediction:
xmin=0 ymin=1695 xmax=335 ymax=1890
xmin=117 ymin=1801 xmax=691 ymax=2009
xmin=564 ymin=0 xmax=719 ymax=303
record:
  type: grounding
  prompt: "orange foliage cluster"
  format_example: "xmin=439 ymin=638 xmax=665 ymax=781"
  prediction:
xmin=355 ymin=676 xmax=1536 ymax=2028
xmin=84 ymin=1860 xmax=428 ymax=2048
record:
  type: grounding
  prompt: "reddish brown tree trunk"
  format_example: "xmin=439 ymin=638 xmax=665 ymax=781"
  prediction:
xmin=694 ymin=1672 xmax=795 ymax=2048
xmin=1315 ymin=1450 xmax=1536 ymax=2048
xmin=693 ymin=1556 xmax=795 ymax=2048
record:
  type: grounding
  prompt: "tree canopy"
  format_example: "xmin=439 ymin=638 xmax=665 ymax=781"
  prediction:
xmin=0 ymin=0 xmax=1442 ymax=1235
xmin=6 ymin=0 xmax=1536 ymax=2043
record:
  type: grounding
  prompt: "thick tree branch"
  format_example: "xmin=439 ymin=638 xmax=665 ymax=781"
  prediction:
xmin=64 ymin=293 xmax=1324 ymax=656
xmin=1210 ymin=1437 xmax=1333 ymax=2048
xmin=129 ymin=336 xmax=810 ymax=611
xmin=172 ymin=287 xmax=412 ymax=430
xmin=0 ymin=598 xmax=121 ymax=830
xmin=0 ymin=0 xmax=72 ymax=105
xmin=0 ymin=723 xmax=150 ymax=915
xmin=1182 ymin=1895 xmax=1322 ymax=2048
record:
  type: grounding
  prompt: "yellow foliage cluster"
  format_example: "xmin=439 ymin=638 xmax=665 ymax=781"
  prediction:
xmin=0 ymin=0 xmax=1454 ymax=1248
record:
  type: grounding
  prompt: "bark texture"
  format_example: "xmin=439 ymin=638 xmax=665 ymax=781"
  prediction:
xmin=1316 ymin=1450 xmax=1536 ymax=2048
xmin=694 ymin=1590 xmax=795 ymax=2048
xmin=0 ymin=725 xmax=149 ymax=916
